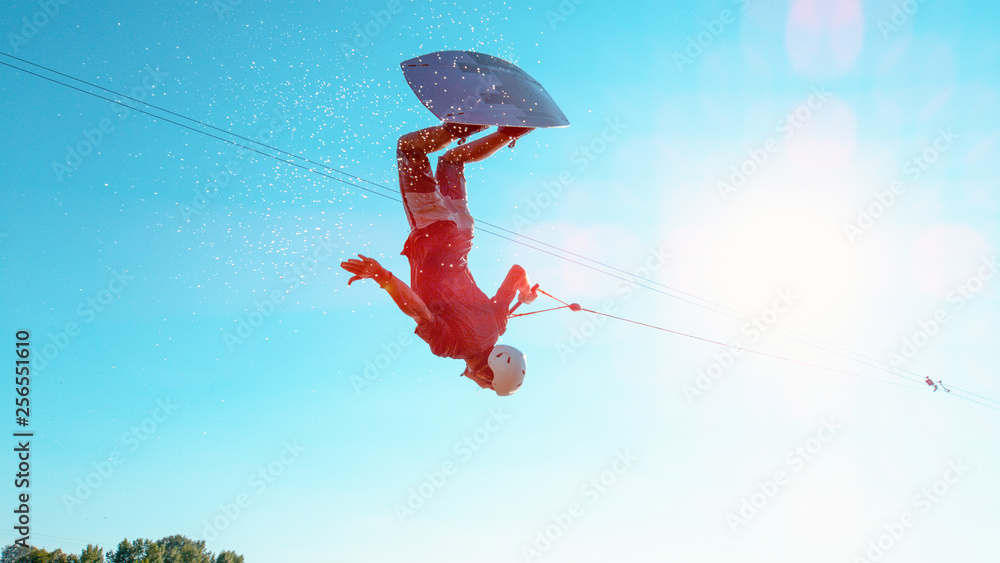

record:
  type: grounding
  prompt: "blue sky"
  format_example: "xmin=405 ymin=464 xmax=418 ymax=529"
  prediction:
xmin=2 ymin=0 xmax=999 ymax=561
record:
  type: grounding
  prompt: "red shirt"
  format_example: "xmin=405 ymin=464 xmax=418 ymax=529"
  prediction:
xmin=402 ymin=221 xmax=509 ymax=361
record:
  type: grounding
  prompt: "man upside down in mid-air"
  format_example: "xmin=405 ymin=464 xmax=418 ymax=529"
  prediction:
xmin=341 ymin=123 xmax=538 ymax=395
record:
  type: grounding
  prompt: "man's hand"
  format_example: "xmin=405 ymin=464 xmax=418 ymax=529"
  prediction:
xmin=496 ymin=264 xmax=538 ymax=312
xmin=341 ymin=254 xmax=432 ymax=324
xmin=340 ymin=254 xmax=390 ymax=286
xmin=518 ymin=283 xmax=539 ymax=305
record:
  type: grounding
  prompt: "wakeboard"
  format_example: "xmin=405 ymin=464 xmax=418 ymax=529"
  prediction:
xmin=400 ymin=51 xmax=569 ymax=129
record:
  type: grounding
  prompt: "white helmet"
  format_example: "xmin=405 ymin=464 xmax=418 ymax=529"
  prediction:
xmin=489 ymin=345 xmax=526 ymax=396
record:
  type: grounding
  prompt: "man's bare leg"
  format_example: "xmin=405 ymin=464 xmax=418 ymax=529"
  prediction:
xmin=440 ymin=126 xmax=533 ymax=164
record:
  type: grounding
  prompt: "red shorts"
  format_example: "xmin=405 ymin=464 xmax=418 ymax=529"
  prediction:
xmin=397 ymin=146 xmax=474 ymax=232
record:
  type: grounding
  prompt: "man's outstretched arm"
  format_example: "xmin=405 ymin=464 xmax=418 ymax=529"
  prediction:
xmin=494 ymin=264 xmax=538 ymax=310
xmin=340 ymin=255 xmax=433 ymax=325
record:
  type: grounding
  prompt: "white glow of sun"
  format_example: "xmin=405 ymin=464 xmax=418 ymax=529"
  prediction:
xmin=703 ymin=205 xmax=857 ymax=326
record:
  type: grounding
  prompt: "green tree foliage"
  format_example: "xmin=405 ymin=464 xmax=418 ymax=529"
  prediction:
xmin=111 ymin=539 xmax=139 ymax=563
xmin=3 ymin=547 xmax=73 ymax=563
xmin=2 ymin=536 xmax=239 ymax=563
xmin=135 ymin=540 xmax=163 ymax=563
xmin=18 ymin=547 xmax=53 ymax=563
xmin=154 ymin=536 xmax=212 ymax=563
xmin=110 ymin=538 xmax=168 ymax=563
xmin=79 ymin=545 xmax=103 ymax=563
xmin=0 ymin=545 xmax=29 ymax=563
xmin=47 ymin=551 xmax=71 ymax=563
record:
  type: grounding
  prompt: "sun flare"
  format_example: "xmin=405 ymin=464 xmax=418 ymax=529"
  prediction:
xmin=705 ymin=206 xmax=857 ymax=324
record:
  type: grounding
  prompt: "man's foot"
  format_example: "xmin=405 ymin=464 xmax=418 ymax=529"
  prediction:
xmin=497 ymin=126 xmax=534 ymax=139
xmin=497 ymin=126 xmax=534 ymax=148
xmin=443 ymin=122 xmax=490 ymax=140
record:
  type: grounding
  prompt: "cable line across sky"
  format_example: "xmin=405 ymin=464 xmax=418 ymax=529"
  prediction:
xmin=3 ymin=51 xmax=996 ymax=413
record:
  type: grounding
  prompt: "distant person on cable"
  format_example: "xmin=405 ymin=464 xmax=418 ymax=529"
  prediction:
xmin=340 ymin=123 xmax=537 ymax=396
